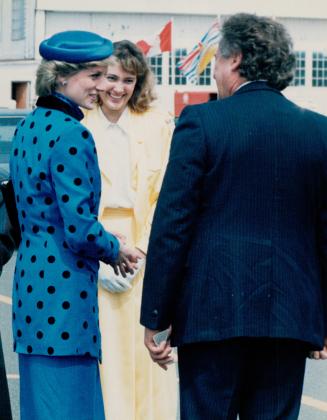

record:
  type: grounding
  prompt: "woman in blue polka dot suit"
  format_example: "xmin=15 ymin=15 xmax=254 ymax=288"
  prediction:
xmin=9 ymin=31 xmax=138 ymax=420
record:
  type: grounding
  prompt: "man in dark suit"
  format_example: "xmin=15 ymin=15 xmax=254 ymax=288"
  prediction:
xmin=0 ymin=173 xmax=15 ymax=420
xmin=141 ymin=13 xmax=327 ymax=419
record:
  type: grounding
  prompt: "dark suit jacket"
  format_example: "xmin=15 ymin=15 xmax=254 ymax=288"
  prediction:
xmin=140 ymin=81 xmax=327 ymax=350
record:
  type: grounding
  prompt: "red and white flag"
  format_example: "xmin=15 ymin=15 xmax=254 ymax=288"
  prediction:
xmin=136 ymin=20 xmax=172 ymax=57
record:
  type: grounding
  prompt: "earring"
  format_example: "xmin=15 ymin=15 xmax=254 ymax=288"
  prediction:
xmin=61 ymin=80 xmax=67 ymax=86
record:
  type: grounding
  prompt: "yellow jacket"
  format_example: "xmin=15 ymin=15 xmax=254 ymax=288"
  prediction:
xmin=83 ymin=106 xmax=174 ymax=253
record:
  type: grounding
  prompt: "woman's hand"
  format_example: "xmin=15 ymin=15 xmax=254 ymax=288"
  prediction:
xmin=112 ymin=243 xmax=144 ymax=277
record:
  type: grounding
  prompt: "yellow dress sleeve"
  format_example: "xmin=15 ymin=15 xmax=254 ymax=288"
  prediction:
xmin=135 ymin=113 xmax=174 ymax=253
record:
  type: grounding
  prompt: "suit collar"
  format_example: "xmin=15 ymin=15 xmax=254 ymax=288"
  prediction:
xmin=233 ymin=81 xmax=282 ymax=97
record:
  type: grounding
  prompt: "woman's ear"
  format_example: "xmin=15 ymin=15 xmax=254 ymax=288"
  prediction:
xmin=57 ymin=77 xmax=68 ymax=87
xmin=55 ymin=77 xmax=68 ymax=93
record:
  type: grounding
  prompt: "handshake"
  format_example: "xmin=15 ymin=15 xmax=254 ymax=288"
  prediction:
xmin=100 ymin=233 xmax=145 ymax=293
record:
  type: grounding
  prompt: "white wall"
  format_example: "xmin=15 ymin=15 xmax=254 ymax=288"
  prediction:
xmin=0 ymin=0 xmax=35 ymax=60
xmin=0 ymin=61 xmax=36 ymax=107
xmin=1 ymin=4 xmax=327 ymax=115
xmin=44 ymin=12 xmax=219 ymax=48
xmin=36 ymin=0 xmax=327 ymax=19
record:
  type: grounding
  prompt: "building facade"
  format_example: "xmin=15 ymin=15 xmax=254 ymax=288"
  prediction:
xmin=0 ymin=0 xmax=327 ymax=116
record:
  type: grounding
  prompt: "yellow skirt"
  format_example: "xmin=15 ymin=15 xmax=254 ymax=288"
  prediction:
xmin=99 ymin=208 xmax=178 ymax=420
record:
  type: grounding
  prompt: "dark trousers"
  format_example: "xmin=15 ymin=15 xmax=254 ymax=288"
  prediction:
xmin=178 ymin=338 xmax=308 ymax=420
xmin=0 ymin=334 xmax=12 ymax=420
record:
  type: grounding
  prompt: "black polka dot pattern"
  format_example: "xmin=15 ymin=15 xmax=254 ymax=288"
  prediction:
xmin=47 ymin=286 xmax=56 ymax=294
xmin=48 ymin=317 xmax=55 ymax=325
xmin=80 ymin=291 xmax=88 ymax=299
xmin=62 ymin=301 xmax=70 ymax=309
xmin=61 ymin=332 xmax=70 ymax=340
xmin=32 ymin=226 xmax=39 ymax=234
xmin=68 ymin=225 xmax=76 ymax=233
xmin=10 ymin=108 xmax=119 ymax=359
xmin=87 ymin=234 xmax=95 ymax=242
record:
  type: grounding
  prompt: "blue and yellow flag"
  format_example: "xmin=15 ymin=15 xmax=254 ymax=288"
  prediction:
xmin=178 ymin=19 xmax=220 ymax=84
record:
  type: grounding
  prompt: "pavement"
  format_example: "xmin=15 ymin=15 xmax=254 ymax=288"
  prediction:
xmin=1 ymin=254 xmax=327 ymax=420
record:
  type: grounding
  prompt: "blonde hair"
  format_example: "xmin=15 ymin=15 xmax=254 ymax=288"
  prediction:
xmin=110 ymin=40 xmax=156 ymax=113
xmin=36 ymin=58 xmax=111 ymax=97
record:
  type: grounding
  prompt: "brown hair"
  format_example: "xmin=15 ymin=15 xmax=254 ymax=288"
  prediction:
xmin=110 ymin=40 xmax=156 ymax=113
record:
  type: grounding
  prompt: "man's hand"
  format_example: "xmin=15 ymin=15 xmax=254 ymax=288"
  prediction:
xmin=111 ymin=241 xmax=143 ymax=277
xmin=310 ymin=337 xmax=327 ymax=360
xmin=144 ymin=327 xmax=174 ymax=370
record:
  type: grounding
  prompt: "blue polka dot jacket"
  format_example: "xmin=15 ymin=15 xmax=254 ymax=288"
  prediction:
xmin=10 ymin=94 xmax=119 ymax=359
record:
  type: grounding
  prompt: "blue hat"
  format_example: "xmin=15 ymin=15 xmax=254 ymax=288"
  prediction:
xmin=39 ymin=30 xmax=113 ymax=63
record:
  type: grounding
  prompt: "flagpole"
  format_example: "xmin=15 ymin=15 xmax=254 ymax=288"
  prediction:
xmin=214 ymin=14 xmax=221 ymax=81
xmin=170 ymin=17 xmax=175 ymax=89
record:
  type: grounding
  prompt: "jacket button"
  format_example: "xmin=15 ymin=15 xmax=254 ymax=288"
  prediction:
xmin=151 ymin=309 xmax=158 ymax=316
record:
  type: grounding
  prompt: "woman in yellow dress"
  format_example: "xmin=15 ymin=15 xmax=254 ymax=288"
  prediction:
xmin=83 ymin=40 xmax=177 ymax=420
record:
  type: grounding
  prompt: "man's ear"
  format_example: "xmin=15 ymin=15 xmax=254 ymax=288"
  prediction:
xmin=230 ymin=52 xmax=242 ymax=71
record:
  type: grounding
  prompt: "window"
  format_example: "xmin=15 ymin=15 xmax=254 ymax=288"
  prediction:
xmin=312 ymin=52 xmax=327 ymax=87
xmin=169 ymin=49 xmax=187 ymax=86
xmin=290 ymin=51 xmax=306 ymax=86
xmin=11 ymin=0 xmax=25 ymax=41
xmin=197 ymin=63 xmax=212 ymax=86
xmin=148 ymin=55 xmax=163 ymax=85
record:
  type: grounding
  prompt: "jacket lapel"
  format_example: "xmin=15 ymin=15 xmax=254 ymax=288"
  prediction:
xmin=128 ymin=111 xmax=144 ymax=192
